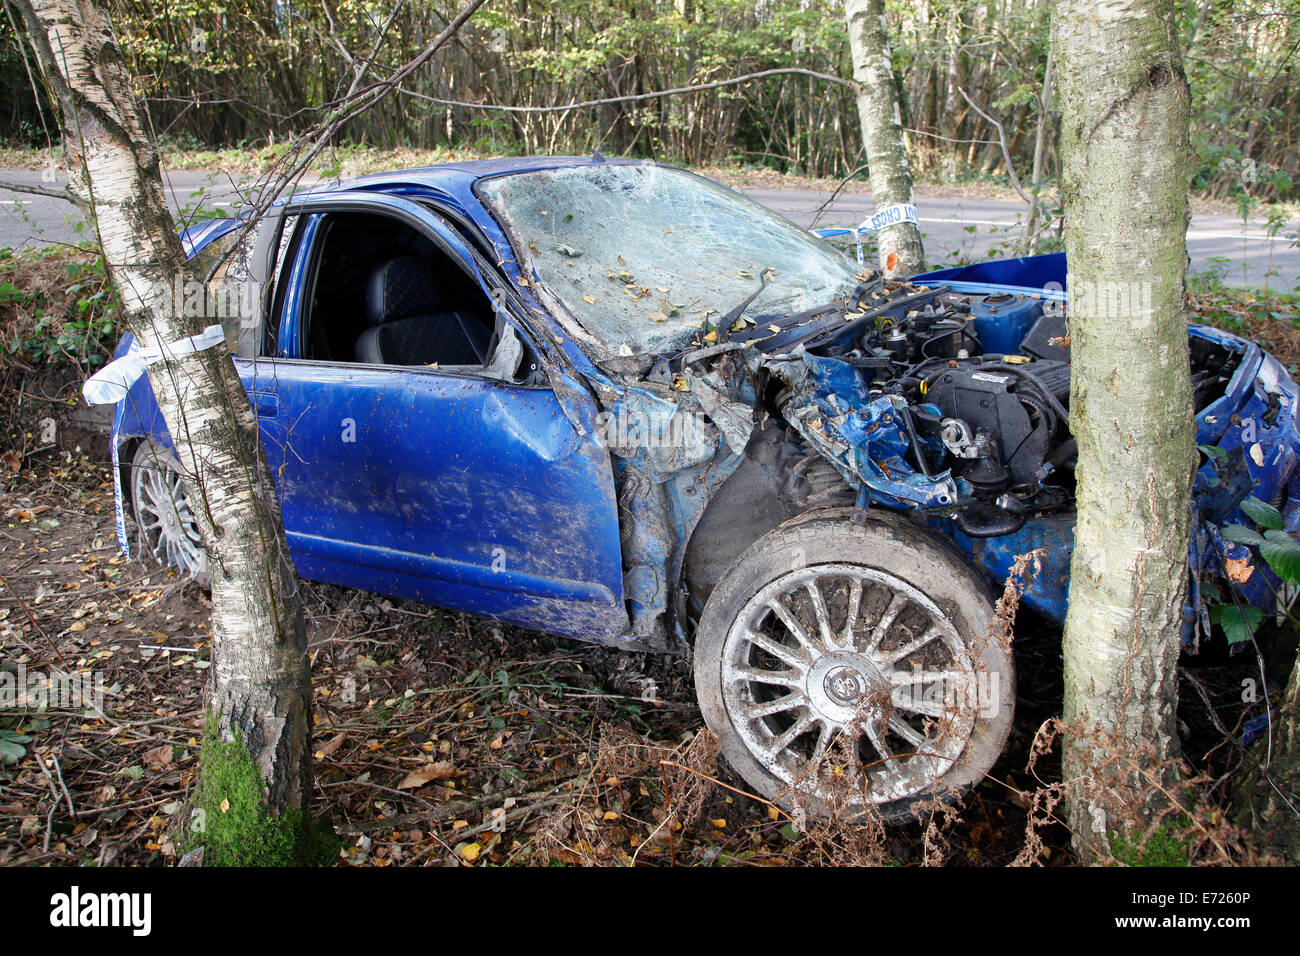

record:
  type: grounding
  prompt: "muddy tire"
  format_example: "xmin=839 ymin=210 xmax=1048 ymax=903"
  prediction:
xmin=693 ymin=510 xmax=1013 ymax=822
xmin=129 ymin=439 xmax=209 ymax=585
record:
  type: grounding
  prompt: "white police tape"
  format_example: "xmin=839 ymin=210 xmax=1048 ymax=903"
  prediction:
xmin=862 ymin=202 xmax=919 ymax=233
xmin=82 ymin=324 xmax=225 ymax=407
xmin=86 ymin=324 xmax=224 ymax=558
xmin=812 ymin=203 xmax=920 ymax=265
xmin=111 ymin=403 xmax=130 ymax=558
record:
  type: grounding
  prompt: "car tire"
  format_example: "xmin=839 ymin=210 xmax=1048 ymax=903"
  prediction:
xmin=693 ymin=509 xmax=1013 ymax=822
xmin=129 ymin=439 xmax=209 ymax=585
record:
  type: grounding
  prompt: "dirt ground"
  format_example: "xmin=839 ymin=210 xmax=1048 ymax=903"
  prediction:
xmin=0 ymin=362 xmax=1282 ymax=866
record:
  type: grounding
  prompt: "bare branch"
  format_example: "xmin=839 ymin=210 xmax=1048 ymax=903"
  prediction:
xmin=957 ymin=86 xmax=1031 ymax=204
xmin=398 ymin=67 xmax=859 ymax=114
xmin=0 ymin=178 xmax=73 ymax=201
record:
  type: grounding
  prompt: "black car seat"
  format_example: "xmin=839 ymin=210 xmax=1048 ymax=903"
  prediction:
xmin=354 ymin=256 xmax=491 ymax=366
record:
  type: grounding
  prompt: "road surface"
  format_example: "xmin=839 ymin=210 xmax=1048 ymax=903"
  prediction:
xmin=1 ymin=167 xmax=1295 ymax=287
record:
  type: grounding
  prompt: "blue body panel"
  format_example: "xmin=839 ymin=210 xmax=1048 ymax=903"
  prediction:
xmin=914 ymin=253 xmax=1068 ymax=296
xmin=115 ymin=170 xmax=634 ymax=645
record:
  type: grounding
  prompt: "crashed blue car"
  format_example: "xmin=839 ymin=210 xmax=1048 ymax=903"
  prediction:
xmin=107 ymin=157 xmax=1300 ymax=820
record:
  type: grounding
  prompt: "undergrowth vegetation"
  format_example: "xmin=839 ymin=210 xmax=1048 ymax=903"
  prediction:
xmin=0 ymin=244 xmax=116 ymax=371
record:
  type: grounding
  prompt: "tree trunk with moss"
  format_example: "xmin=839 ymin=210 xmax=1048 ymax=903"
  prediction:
xmin=17 ymin=0 xmax=314 ymax=864
xmin=844 ymin=0 xmax=925 ymax=277
xmin=1053 ymin=0 xmax=1197 ymax=863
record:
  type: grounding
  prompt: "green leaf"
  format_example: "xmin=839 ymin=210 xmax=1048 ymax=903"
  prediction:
xmin=1260 ymin=532 xmax=1300 ymax=584
xmin=1198 ymin=444 xmax=1229 ymax=462
xmin=1241 ymin=496 xmax=1284 ymax=530
xmin=0 ymin=739 xmax=25 ymax=763
xmin=1221 ymin=524 xmax=1264 ymax=546
xmin=1211 ymin=605 xmax=1263 ymax=644
xmin=0 ymin=728 xmax=32 ymax=763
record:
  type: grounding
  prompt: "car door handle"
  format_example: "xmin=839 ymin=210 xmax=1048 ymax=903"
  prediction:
xmin=252 ymin=393 xmax=278 ymax=418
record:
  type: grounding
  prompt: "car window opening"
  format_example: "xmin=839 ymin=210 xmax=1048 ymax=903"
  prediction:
xmin=304 ymin=211 xmax=497 ymax=368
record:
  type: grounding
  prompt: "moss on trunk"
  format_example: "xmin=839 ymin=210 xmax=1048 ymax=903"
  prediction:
xmin=196 ymin=715 xmax=337 ymax=866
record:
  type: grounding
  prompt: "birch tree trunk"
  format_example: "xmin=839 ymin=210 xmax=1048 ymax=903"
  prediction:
xmin=17 ymin=0 xmax=314 ymax=864
xmin=844 ymin=0 xmax=925 ymax=277
xmin=1053 ymin=0 xmax=1197 ymax=863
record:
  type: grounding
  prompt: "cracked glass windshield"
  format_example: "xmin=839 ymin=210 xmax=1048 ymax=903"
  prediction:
xmin=479 ymin=163 xmax=862 ymax=354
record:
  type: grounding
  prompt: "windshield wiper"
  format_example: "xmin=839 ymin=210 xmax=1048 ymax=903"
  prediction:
xmin=713 ymin=270 xmax=772 ymax=344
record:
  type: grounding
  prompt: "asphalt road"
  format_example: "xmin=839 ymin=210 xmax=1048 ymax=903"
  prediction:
xmin=2 ymin=167 xmax=1295 ymax=287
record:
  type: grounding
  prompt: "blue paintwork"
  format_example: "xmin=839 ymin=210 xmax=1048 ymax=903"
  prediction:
xmin=913 ymin=253 xmax=1068 ymax=298
xmin=110 ymin=159 xmax=1300 ymax=651
xmin=798 ymin=352 xmax=961 ymax=508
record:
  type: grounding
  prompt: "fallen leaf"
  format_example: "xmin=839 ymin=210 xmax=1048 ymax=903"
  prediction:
xmin=143 ymin=744 xmax=173 ymax=771
xmin=1225 ymin=555 xmax=1254 ymax=583
xmin=583 ymin=295 xmax=595 ymax=304
xmin=315 ymin=732 xmax=346 ymax=759
xmin=397 ymin=760 xmax=456 ymax=789
xmin=459 ymin=842 xmax=482 ymax=862
xmin=219 ymin=798 xmax=230 ymax=813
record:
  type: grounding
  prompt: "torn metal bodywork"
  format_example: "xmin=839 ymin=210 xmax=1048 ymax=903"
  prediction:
xmin=601 ymin=258 xmax=1300 ymax=652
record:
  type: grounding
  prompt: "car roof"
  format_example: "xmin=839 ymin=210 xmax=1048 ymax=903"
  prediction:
xmin=333 ymin=155 xmax=655 ymax=201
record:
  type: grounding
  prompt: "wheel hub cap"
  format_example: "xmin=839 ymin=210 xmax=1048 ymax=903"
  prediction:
xmin=825 ymin=667 xmax=863 ymax=704
xmin=131 ymin=451 xmax=207 ymax=579
xmin=809 ymin=653 xmax=888 ymax=724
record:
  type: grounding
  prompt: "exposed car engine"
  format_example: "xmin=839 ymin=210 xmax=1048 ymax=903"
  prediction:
xmin=709 ymin=275 xmax=1243 ymax=538
xmin=818 ymin=285 xmax=1073 ymax=535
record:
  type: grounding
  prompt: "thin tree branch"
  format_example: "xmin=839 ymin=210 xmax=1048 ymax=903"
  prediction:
xmin=957 ymin=86 xmax=1031 ymax=204
xmin=0 ymin=178 xmax=72 ymax=200
xmin=397 ymin=66 xmax=859 ymax=114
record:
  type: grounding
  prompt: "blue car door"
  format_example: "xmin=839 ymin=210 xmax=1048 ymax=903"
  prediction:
xmin=241 ymin=192 xmax=630 ymax=642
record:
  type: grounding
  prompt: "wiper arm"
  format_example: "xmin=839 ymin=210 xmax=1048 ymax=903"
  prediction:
xmin=713 ymin=269 xmax=772 ymax=345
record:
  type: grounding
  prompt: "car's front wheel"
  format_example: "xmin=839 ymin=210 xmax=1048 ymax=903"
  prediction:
xmin=693 ymin=511 xmax=1013 ymax=822
xmin=128 ymin=439 xmax=208 ymax=583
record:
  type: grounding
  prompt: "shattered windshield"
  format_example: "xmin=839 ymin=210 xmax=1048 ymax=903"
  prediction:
xmin=478 ymin=164 xmax=862 ymax=355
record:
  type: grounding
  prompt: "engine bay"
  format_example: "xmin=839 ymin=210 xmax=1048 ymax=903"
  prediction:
xmin=719 ymin=273 xmax=1245 ymax=537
